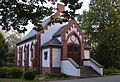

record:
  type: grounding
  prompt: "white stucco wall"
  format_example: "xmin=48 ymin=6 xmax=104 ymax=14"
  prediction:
xmin=42 ymin=48 xmax=50 ymax=67
xmin=28 ymin=45 xmax=32 ymax=67
xmin=84 ymin=50 xmax=90 ymax=59
xmin=41 ymin=23 xmax=68 ymax=45
xmin=61 ymin=60 xmax=80 ymax=76
xmin=52 ymin=48 xmax=61 ymax=67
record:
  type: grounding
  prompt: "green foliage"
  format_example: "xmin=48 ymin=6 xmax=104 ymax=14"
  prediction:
xmin=0 ymin=0 xmax=83 ymax=33
xmin=104 ymin=68 xmax=120 ymax=75
xmin=24 ymin=72 xmax=35 ymax=80
xmin=93 ymin=42 xmax=120 ymax=68
xmin=78 ymin=0 xmax=120 ymax=68
xmin=0 ymin=67 xmax=10 ymax=78
xmin=0 ymin=30 xmax=22 ymax=67
xmin=4 ymin=31 xmax=22 ymax=67
xmin=0 ymin=33 xmax=9 ymax=67
xmin=0 ymin=78 xmax=38 ymax=82
xmin=10 ymin=67 xmax=23 ymax=78
xmin=24 ymin=68 xmax=37 ymax=80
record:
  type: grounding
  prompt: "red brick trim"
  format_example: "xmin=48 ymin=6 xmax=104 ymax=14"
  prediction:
xmin=42 ymin=67 xmax=60 ymax=74
xmin=33 ymin=42 xmax=37 ymax=68
xmin=36 ymin=32 xmax=42 ymax=74
xmin=68 ymin=20 xmax=85 ymax=60
xmin=51 ymin=67 xmax=61 ymax=74
xmin=66 ymin=32 xmax=81 ymax=44
xmin=61 ymin=20 xmax=85 ymax=65
xmin=42 ymin=67 xmax=51 ymax=74
xmin=20 ymin=46 xmax=23 ymax=67
xmin=50 ymin=47 xmax=52 ymax=72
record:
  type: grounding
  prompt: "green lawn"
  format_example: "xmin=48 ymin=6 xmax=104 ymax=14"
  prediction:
xmin=0 ymin=78 xmax=41 ymax=82
xmin=104 ymin=68 xmax=120 ymax=75
xmin=0 ymin=73 xmax=71 ymax=82
xmin=0 ymin=77 xmax=71 ymax=82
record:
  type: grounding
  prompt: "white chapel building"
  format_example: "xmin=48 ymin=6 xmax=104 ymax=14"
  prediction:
xmin=16 ymin=4 xmax=103 ymax=77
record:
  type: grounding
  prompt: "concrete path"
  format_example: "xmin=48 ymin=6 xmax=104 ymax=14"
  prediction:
xmin=49 ymin=75 xmax=120 ymax=82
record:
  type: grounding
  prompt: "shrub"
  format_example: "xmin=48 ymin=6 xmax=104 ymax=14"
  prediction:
xmin=24 ymin=68 xmax=37 ymax=80
xmin=10 ymin=67 xmax=23 ymax=78
xmin=0 ymin=67 xmax=10 ymax=78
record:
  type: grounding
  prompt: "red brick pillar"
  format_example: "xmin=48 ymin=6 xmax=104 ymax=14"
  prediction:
xmin=36 ymin=32 xmax=41 ymax=74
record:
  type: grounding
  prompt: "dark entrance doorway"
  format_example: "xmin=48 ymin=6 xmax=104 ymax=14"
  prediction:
xmin=67 ymin=44 xmax=81 ymax=65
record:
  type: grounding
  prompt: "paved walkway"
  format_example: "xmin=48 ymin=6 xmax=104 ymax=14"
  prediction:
xmin=49 ymin=75 xmax=120 ymax=82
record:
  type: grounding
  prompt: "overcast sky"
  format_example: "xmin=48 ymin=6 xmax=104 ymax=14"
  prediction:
xmin=23 ymin=0 xmax=90 ymax=36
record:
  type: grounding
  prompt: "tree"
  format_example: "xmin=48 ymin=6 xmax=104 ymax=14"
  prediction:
xmin=0 ymin=30 xmax=22 ymax=66
xmin=0 ymin=33 xmax=9 ymax=67
xmin=78 ymin=0 xmax=120 ymax=68
xmin=0 ymin=0 xmax=83 ymax=33
xmin=1 ymin=30 xmax=22 ymax=49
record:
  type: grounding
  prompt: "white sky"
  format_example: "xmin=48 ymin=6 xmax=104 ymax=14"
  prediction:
xmin=23 ymin=0 xmax=90 ymax=36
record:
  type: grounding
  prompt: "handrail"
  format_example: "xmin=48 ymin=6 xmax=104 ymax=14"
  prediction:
xmin=62 ymin=58 xmax=80 ymax=69
xmin=83 ymin=58 xmax=103 ymax=68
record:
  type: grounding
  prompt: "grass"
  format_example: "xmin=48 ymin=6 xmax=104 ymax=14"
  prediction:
xmin=37 ymin=73 xmax=71 ymax=81
xmin=0 ymin=78 xmax=39 ymax=82
xmin=104 ymin=68 xmax=120 ymax=75
xmin=0 ymin=73 xmax=71 ymax=82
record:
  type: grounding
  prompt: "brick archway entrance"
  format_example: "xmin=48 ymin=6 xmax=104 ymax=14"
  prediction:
xmin=67 ymin=44 xmax=81 ymax=65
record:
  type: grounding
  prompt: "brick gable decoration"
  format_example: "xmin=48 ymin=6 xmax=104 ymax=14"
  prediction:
xmin=16 ymin=3 xmax=103 ymax=77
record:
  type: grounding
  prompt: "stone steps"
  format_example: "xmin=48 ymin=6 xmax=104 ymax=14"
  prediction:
xmin=80 ymin=66 xmax=100 ymax=77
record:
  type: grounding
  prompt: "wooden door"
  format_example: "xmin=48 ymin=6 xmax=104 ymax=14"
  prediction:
xmin=67 ymin=44 xmax=81 ymax=65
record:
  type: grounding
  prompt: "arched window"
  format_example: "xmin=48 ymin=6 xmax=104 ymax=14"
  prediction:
xmin=67 ymin=44 xmax=80 ymax=53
